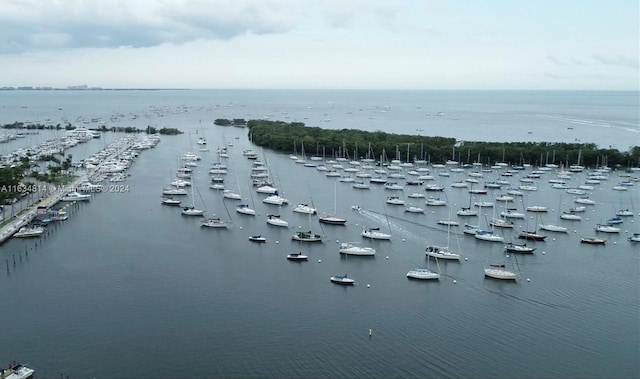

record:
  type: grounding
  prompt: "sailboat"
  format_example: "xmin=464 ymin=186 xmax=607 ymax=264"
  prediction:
xmin=235 ymin=179 xmax=256 ymax=216
xmin=331 ymin=244 xmax=355 ymax=285
xmin=474 ymin=210 xmax=504 ymax=242
xmin=485 ymin=242 xmax=519 ymax=280
xmin=293 ymin=200 xmax=323 ymax=242
xmin=267 ymin=214 xmax=289 ymax=227
xmin=538 ymin=196 xmax=568 ymax=233
xmin=181 ymin=179 xmax=205 ymax=216
xmin=484 ymin=263 xmax=518 ymax=280
xmin=319 ymin=182 xmax=347 ymax=225
xmin=407 ymin=250 xmax=441 ymax=280
xmin=330 ymin=274 xmax=355 ymax=285
xmin=426 ymin=213 xmax=462 ymax=261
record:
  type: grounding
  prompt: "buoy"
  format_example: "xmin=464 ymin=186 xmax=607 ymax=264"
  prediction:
xmin=402 ymin=238 xmax=405 ymax=241
xmin=239 ymin=226 xmax=243 ymax=229
xmin=367 ymin=284 xmax=370 ymax=288
xmin=336 ymin=240 xmax=339 ymax=243
xmin=464 ymin=257 xmax=468 ymax=261
xmin=505 ymin=254 xmax=510 ymax=258
xmin=542 ymin=251 xmax=546 ymax=255
xmin=318 ymin=259 xmax=322 ymax=263
xmin=552 ymin=238 xmax=556 ymax=241
xmin=275 ymin=241 xmax=279 ymax=244
xmin=369 ymin=328 xmax=372 ymax=336
xmin=453 ymin=280 xmax=457 ymax=284
xmin=613 ymin=241 xmax=617 ymax=245
xmin=527 ymin=278 xmax=531 ymax=282
xmin=385 ymin=256 xmax=389 ymax=259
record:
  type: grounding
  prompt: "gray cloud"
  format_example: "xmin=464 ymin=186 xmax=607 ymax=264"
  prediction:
xmin=591 ymin=54 xmax=639 ymax=69
xmin=545 ymin=55 xmax=564 ymax=65
xmin=0 ymin=0 xmax=296 ymax=54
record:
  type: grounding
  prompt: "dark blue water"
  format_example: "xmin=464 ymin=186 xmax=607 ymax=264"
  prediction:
xmin=0 ymin=90 xmax=638 ymax=378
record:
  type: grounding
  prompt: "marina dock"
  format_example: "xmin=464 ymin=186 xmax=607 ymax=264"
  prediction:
xmin=0 ymin=134 xmax=160 ymax=244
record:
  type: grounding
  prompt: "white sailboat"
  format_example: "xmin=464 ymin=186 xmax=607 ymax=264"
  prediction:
xmin=319 ymin=182 xmax=346 ymax=225
xmin=339 ymin=242 xmax=376 ymax=256
xmin=266 ymin=214 xmax=289 ymax=227
xmin=181 ymin=180 xmax=205 ymax=216
xmin=426 ymin=214 xmax=462 ymax=261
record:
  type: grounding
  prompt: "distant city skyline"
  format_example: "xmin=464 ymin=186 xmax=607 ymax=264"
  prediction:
xmin=1 ymin=0 xmax=638 ymax=90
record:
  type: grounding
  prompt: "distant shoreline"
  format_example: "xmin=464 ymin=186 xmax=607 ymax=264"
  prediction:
xmin=0 ymin=87 xmax=189 ymax=91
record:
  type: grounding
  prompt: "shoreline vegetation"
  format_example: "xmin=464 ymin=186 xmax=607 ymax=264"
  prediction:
xmin=1 ymin=122 xmax=182 ymax=135
xmin=215 ymin=119 xmax=638 ymax=169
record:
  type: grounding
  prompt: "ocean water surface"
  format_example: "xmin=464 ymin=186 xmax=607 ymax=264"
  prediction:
xmin=0 ymin=90 xmax=638 ymax=378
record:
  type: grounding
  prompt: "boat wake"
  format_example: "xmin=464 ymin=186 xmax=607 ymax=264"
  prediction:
xmin=534 ymin=114 xmax=640 ymax=134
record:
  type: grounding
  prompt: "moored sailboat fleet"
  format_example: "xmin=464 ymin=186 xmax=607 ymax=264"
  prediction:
xmin=161 ymin=132 xmax=638 ymax=285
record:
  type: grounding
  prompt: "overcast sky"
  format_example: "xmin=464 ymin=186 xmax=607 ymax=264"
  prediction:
xmin=1 ymin=0 xmax=638 ymax=90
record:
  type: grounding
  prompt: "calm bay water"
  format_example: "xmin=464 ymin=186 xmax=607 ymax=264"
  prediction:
xmin=0 ymin=90 xmax=638 ymax=378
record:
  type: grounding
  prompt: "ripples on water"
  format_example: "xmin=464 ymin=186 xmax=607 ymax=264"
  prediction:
xmin=0 ymin=90 xmax=638 ymax=378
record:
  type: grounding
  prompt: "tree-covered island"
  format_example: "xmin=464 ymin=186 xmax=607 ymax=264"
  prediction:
xmin=228 ymin=119 xmax=639 ymax=168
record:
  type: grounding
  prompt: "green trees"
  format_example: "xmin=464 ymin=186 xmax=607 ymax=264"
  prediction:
xmin=245 ymin=120 xmax=638 ymax=168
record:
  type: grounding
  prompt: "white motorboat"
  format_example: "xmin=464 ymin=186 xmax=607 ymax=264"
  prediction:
xmin=222 ymin=189 xmax=242 ymax=200
xmin=384 ymin=182 xmax=404 ymax=191
xmin=456 ymin=207 xmax=478 ymax=216
xmin=361 ymin=227 xmax=391 ymax=240
xmin=1 ymin=363 xmax=34 ymax=379
xmin=474 ymin=230 xmax=505 ymax=242
xmin=236 ymin=204 xmax=256 ymax=215
xmin=266 ymin=214 xmax=289 ymax=227
xmin=181 ymin=206 xmax=204 ymax=216
xmin=484 ymin=264 xmax=518 ymax=280
xmin=526 ymin=205 xmax=548 ymax=212
xmin=616 ymin=209 xmax=634 ymax=217
xmin=575 ymin=197 xmax=596 ymax=205
xmin=256 ymin=185 xmax=278 ymax=194
xmin=628 ymin=233 xmax=640 ymax=242
xmin=287 ymin=252 xmax=308 ymax=261
xmin=249 ymin=234 xmax=266 ymax=242
xmin=61 ymin=191 xmax=91 ymax=201
xmin=425 ymin=197 xmax=446 ymax=206
xmin=385 ymin=196 xmax=405 ymax=205
xmin=407 ymin=192 xmax=426 ymax=199
xmin=594 ymin=224 xmax=620 ymax=233
xmin=293 ymin=204 xmax=317 ymax=215
xmin=162 ymin=187 xmax=188 ymax=196
xmin=425 ymin=184 xmax=444 ymax=191
xmin=437 ymin=220 xmax=459 ymax=227
xmin=405 ymin=206 xmax=425 ymax=213
xmin=339 ymin=242 xmax=376 ymax=256
xmin=161 ymin=196 xmax=181 ymax=206
xmin=170 ymin=179 xmax=191 ymax=187
xmin=406 ymin=268 xmax=440 ymax=280
xmin=425 ymin=245 xmax=461 ymax=261
xmin=463 ymin=223 xmax=480 ymax=235
xmin=13 ymin=225 xmax=45 ymax=238
xmin=200 ymin=217 xmax=228 ymax=228
xmin=330 ymin=274 xmax=355 ymax=285
xmin=560 ymin=212 xmax=582 ymax=220
xmin=262 ymin=194 xmax=289 ymax=205
xmin=500 ymin=209 xmax=525 ymax=219
xmin=352 ymin=181 xmax=371 ymax=189
xmin=538 ymin=223 xmax=568 ymax=233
